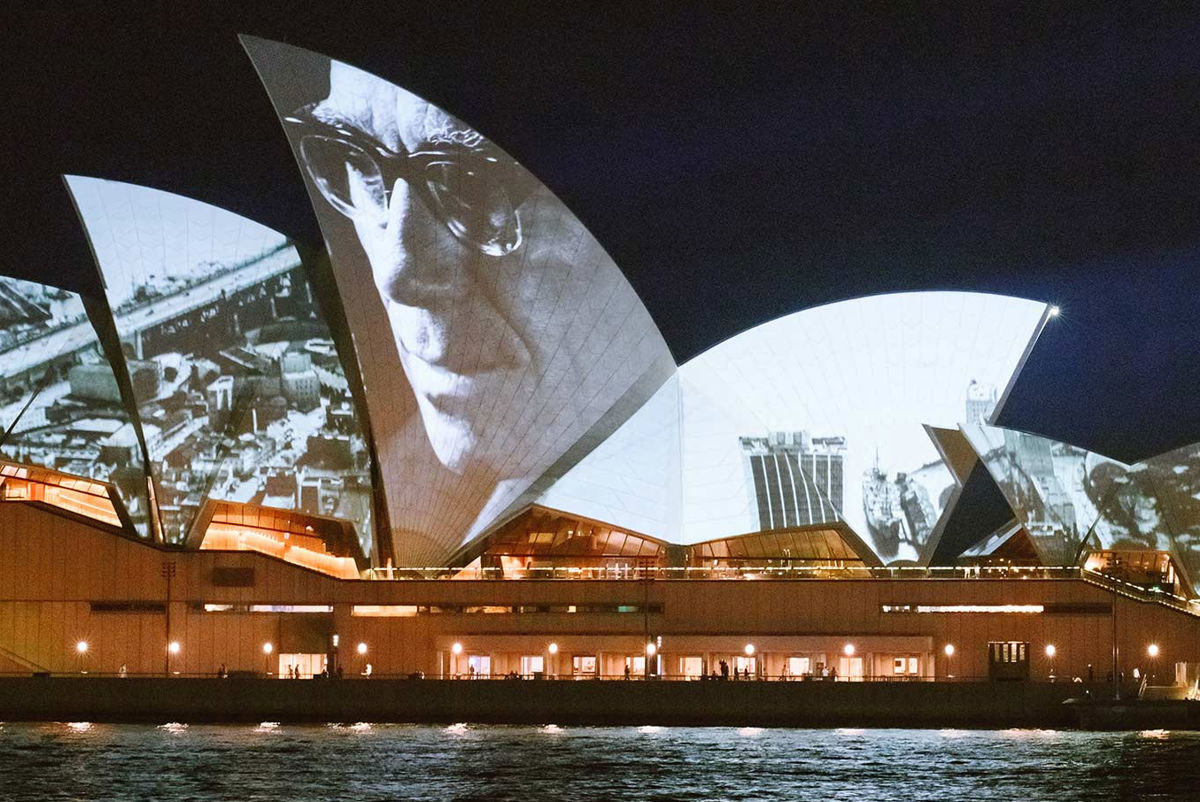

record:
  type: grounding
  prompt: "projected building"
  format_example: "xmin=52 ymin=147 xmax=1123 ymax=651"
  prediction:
xmin=3 ymin=36 xmax=1200 ymax=691
xmin=740 ymin=432 xmax=845 ymax=529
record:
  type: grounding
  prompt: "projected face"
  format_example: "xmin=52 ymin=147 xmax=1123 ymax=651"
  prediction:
xmin=295 ymin=64 xmax=576 ymax=475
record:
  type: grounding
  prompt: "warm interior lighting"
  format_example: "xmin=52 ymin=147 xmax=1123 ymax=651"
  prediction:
xmin=843 ymin=643 xmax=855 ymax=657
xmin=884 ymin=604 xmax=1045 ymax=614
xmin=75 ymin=641 xmax=89 ymax=654
xmin=1148 ymin=643 xmax=1160 ymax=658
xmin=352 ymin=605 xmax=419 ymax=617
xmin=201 ymin=521 xmax=359 ymax=579
xmin=356 ymin=642 xmax=368 ymax=655
xmin=547 ymin=642 xmax=559 ymax=655
xmin=744 ymin=643 xmax=755 ymax=656
xmin=1045 ymin=644 xmax=1056 ymax=658
xmin=943 ymin=644 xmax=955 ymax=657
xmin=167 ymin=641 xmax=181 ymax=654
xmin=263 ymin=642 xmax=274 ymax=654
xmin=451 ymin=642 xmax=463 ymax=655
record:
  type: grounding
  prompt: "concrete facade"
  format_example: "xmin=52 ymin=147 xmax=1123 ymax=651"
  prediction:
xmin=2 ymin=501 xmax=1199 ymax=687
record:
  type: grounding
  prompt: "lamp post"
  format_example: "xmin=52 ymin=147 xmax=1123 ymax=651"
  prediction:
xmin=167 ymin=641 xmax=180 ymax=675
xmin=645 ymin=641 xmax=656 ymax=680
xmin=1148 ymin=643 xmax=1160 ymax=684
xmin=944 ymin=643 xmax=955 ymax=680
xmin=1045 ymin=644 xmax=1057 ymax=681
xmin=161 ymin=560 xmax=176 ymax=676
xmin=548 ymin=642 xmax=558 ymax=678
xmin=75 ymin=640 xmax=89 ymax=674
xmin=263 ymin=642 xmax=274 ymax=677
xmin=357 ymin=642 xmax=367 ymax=676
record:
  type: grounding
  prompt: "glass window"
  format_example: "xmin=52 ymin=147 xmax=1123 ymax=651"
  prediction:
xmin=467 ymin=655 xmax=491 ymax=678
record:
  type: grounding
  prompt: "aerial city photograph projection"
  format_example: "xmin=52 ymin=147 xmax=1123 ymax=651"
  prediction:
xmin=0 ymin=277 xmax=152 ymax=535
xmin=243 ymin=37 xmax=674 ymax=564
xmin=65 ymin=176 xmax=374 ymax=550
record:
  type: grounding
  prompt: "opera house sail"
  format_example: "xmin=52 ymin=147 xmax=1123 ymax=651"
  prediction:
xmin=64 ymin=177 xmax=377 ymax=555
xmin=242 ymin=37 xmax=677 ymax=565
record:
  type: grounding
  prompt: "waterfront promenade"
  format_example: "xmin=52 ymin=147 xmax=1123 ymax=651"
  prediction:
xmin=0 ymin=676 xmax=1096 ymax=728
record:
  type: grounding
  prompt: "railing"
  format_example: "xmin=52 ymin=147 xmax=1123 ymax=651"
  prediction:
xmin=0 ymin=670 xmax=1001 ymax=682
xmin=368 ymin=564 xmax=1091 ymax=582
xmin=1079 ymin=569 xmax=1200 ymax=618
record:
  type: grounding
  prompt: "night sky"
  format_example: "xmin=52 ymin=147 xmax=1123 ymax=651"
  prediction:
xmin=4 ymin=4 xmax=1198 ymax=463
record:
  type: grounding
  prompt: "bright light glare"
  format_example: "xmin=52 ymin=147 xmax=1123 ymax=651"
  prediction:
xmin=263 ymin=642 xmax=274 ymax=654
xmin=356 ymin=642 xmax=368 ymax=655
xmin=1045 ymin=644 xmax=1056 ymax=658
xmin=944 ymin=644 xmax=955 ymax=657
xmin=743 ymin=643 xmax=755 ymax=656
xmin=1148 ymin=643 xmax=1160 ymax=658
xmin=75 ymin=641 xmax=89 ymax=654
xmin=843 ymin=643 xmax=855 ymax=657
xmin=548 ymin=642 xmax=559 ymax=655
xmin=1049 ymin=306 xmax=1060 ymax=317
xmin=451 ymin=642 xmax=463 ymax=655
xmin=167 ymin=641 xmax=180 ymax=654
xmin=645 ymin=642 xmax=657 ymax=656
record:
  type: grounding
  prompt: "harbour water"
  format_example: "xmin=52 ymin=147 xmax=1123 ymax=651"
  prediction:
xmin=1 ymin=722 xmax=1198 ymax=800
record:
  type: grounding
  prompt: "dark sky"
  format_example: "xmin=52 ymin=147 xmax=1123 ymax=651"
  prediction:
xmin=3 ymin=3 xmax=1198 ymax=463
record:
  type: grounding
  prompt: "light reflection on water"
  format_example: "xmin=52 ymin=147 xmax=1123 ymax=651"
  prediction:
xmin=1 ymin=724 xmax=1199 ymax=800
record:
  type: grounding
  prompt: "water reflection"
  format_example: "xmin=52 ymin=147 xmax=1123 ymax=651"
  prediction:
xmin=0 ymin=725 xmax=1198 ymax=800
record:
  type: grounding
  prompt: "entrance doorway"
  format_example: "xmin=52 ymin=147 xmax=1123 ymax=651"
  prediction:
xmin=837 ymin=655 xmax=864 ymax=681
xmin=277 ymin=653 xmax=324 ymax=678
xmin=786 ymin=656 xmax=811 ymax=679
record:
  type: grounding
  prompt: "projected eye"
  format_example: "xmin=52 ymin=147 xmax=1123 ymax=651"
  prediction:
xmin=300 ymin=136 xmax=389 ymax=225
xmin=424 ymin=163 xmax=522 ymax=257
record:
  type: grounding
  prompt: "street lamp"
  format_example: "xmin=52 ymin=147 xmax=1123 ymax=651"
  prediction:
xmin=843 ymin=643 xmax=856 ymax=657
xmin=1045 ymin=644 xmax=1057 ymax=681
xmin=76 ymin=640 xmax=89 ymax=674
xmin=944 ymin=644 xmax=955 ymax=680
xmin=645 ymin=641 xmax=657 ymax=679
xmin=263 ymin=642 xmax=274 ymax=676
xmin=167 ymin=641 xmax=180 ymax=676
xmin=1148 ymin=643 xmax=1160 ymax=683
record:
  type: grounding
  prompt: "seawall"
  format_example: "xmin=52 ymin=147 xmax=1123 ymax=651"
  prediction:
xmin=0 ymin=678 xmax=1090 ymax=727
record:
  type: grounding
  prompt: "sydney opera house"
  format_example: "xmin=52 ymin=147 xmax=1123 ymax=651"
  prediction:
xmin=2 ymin=37 xmax=1199 ymax=691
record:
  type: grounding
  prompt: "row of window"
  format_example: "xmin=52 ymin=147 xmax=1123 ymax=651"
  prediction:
xmin=88 ymin=602 xmax=664 ymax=616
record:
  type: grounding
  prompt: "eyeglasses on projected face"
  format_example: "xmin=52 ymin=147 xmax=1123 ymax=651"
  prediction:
xmin=285 ymin=104 xmax=536 ymax=257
